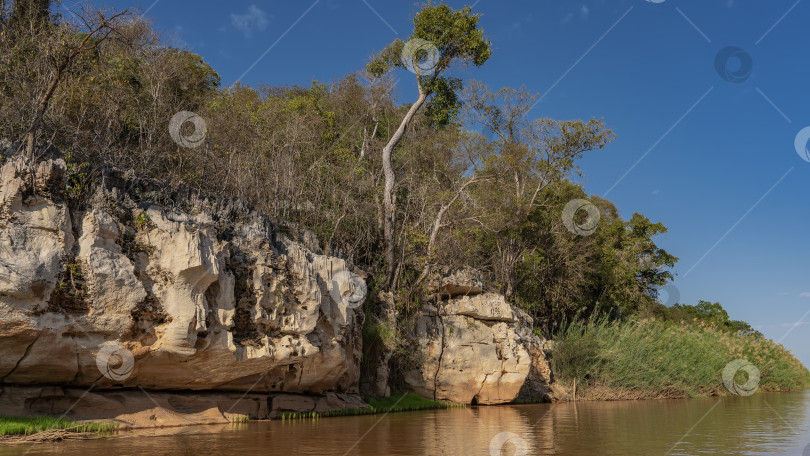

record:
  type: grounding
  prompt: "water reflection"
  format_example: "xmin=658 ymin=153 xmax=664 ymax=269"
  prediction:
xmin=2 ymin=391 xmax=809 ymax=455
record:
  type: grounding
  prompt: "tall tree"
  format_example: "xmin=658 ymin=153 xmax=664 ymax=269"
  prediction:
xmin=367 ymin=2 xmax=491 ymax=289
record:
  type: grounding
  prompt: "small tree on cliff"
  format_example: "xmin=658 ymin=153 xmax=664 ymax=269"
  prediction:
xmin=367 ymin=3 xmax=491 ymax=289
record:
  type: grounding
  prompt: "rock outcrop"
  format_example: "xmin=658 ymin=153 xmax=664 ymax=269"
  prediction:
xmin=405 ymin=279 xmax=551 ymax=405
xmin=425 ymin=266 xmax=486 ymax=297
xmin=0 ymin=158 xmax=367 ymax=405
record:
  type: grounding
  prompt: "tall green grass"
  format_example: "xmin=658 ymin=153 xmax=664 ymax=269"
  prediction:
xmin=278 ymin=393 xmax=465 ymax=420
xmin=0 ymin=416 xmax=119 ymax=436
xmin=551 ymin=318 xmax=810 ymax=399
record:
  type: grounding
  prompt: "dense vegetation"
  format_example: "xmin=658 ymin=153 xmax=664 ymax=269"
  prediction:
xmin=1 ymin=0 xmax=806 ymax=396
xmin=552 ymin=317 xmax=810 ymax=400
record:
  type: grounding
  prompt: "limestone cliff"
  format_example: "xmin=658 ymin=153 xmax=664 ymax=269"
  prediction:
xmin=0 ymin=157 xmax=366 ymax=406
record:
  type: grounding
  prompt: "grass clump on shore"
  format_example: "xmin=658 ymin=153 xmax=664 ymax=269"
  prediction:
xmin=0 ymin=416 xmax=119 ymax=436
xmin=551 ymin=318 xmax=810 ymax=400
xmin=279 ymin=393 xmax=465 ymax=420
xmin=367 ymin=393 xmax=463 ymax=412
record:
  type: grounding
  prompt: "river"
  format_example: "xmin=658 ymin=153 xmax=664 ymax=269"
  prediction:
xmin=3 ymin=391 xmax=809 ymax=455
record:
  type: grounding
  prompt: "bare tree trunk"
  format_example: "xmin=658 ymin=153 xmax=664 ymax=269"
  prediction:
xmin=415 ymin=178 xmax=480 ymax=287
xmin=24 ymin=68 xmax=61 ymax=161
xmin=382 ymin=88 xmax=427 ymax=289
xmin=360 ymin=119 xmax=378 ymax=159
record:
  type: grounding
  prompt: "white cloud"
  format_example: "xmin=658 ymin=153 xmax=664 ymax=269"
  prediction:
xmin=230 ymin=4 xmax=270 ymax=38
xmin=800 ymin=292 xmax=810 ymax=298
xmin=580 ymin=5 xmax=590 ymax=19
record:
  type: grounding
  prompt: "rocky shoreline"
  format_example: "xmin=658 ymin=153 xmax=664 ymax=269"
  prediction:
xmin=0 ymin=156 xmax=552 ymax=434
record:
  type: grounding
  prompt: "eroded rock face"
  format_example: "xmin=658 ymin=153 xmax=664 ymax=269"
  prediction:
xmin=0 ymin=158 xmax=366 ymax=396
xmin=405 ymin=292 xmax=550 ymax=405
xmin=517 ymin=335 xmax=555 ymax=402
xmin=425 ymin=266 xmax=486 ymax=297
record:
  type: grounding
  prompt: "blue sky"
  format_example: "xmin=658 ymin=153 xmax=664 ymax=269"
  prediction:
xmin=77 ymin=0 xmax=810 ymax=365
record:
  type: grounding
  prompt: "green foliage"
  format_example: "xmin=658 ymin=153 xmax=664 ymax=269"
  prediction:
xmin=278 ymin=393 xmax=464 ymax=420
xmin=551 ymin=318 xmax=810 ymax=399
xmin=229 ymin=415 xmax=249 ymax=424
xmin=366 ymin=39 xmax=405 ymax=78
xmin=410 ymin=3 xmax=491 ymax=70
xmin=423 ymin=76 xmax=461 ymax=128
xmin=0 ymin=416 xmax=118 ymax=436
xmin=656 ymin=301 xmax=763 ymax=338
xmin=134 ymin=211 xmax=150 ymax=230
xmin=367 ymin=2 xmax=490 ymax=127
xmin=376 ymin=319 xmax=397 ymax=350
xmin=64 ymin=149 xmax=89 ymax=198
xmin=366 ymin=393 xmax=463 ymax=412
xmin=65 ymin=260 xmax=82 ymax=280
xmin=474 ymin=178 xmax=677 ymax=332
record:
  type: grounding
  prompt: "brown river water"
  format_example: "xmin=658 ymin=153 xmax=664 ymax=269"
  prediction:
xmin=3 ymin=391 xmax=809 ymax=455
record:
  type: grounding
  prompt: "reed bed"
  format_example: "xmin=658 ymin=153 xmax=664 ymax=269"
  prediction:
xmin=551 ymin=318 xmax=810 ymax=400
